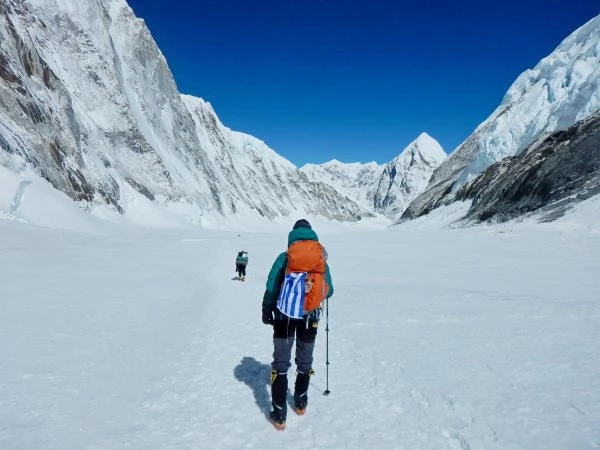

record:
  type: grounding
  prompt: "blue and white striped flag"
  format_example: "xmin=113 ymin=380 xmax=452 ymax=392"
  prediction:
xmin=277 ymin=272 xmax=307 ymax=319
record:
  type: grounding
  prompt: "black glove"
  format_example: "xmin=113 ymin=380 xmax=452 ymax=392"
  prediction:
xmin=262 ymin=308 xmax=275 ymax=325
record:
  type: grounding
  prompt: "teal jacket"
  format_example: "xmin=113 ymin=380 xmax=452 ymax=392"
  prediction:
xmin=262 ymin=227 xmax=334 ymax=311
xmin=236 ymin=253 xmax=248 ymax=266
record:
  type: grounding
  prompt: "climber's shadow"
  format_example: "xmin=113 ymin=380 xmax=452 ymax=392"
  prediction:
xmin=233 ymin=356 xmax=271 ymax=414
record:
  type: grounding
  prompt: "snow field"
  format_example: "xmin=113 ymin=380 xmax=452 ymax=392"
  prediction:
xmin=0 ymin=219 xmax=599 ymax=449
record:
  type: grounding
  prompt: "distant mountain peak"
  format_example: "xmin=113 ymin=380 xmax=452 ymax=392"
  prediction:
xmin=396 ymin=133 xmax=446 ymax=164
xmin=414 ymin=131 xmax=435 ymax=143
xmin=301 ymin=133 xmax=446 ymax=220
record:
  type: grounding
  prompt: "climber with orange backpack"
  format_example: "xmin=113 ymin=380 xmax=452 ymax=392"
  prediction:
xmin=261 ymin=219 xmax=334 ymax=430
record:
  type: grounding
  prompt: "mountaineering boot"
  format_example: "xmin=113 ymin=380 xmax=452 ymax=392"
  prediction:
xmin=270 ymin=369 xmax=288 ymax=430
xmin=241 ymin=275 xmax=245 ymax=281
xmin=269 ymin=410 xmax=285 ymax=430
xmin=293 ymin=368 xmax=315 ymax=415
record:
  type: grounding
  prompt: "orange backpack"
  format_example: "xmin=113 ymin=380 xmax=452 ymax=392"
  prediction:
xmin=286 ymin=240 xmax=329 ymax=313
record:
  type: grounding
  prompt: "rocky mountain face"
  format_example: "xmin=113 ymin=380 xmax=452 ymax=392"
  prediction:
xmin=0 ymin=0 xmax=376 ymax=226
xmin=402 ymin=15 xmax=600 ymax=221
xmin=455 ymin=112 xmax=600 ymax=223
xmin=301 ymin=133 xmax=446 ymax=220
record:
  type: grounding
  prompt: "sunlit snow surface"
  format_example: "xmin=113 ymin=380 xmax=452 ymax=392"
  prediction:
xmin=1 ymin=194 xmax=599 ymax=449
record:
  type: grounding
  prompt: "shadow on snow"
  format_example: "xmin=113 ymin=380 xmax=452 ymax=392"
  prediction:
xmin=233 ymin=356 xmax=271 ymax=415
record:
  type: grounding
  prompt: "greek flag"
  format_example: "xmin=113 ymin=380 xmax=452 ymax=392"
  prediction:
xmin=277 ymin=272 xmax=307 ymax=319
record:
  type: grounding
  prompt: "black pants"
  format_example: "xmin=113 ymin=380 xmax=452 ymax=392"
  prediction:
xmin=236 ymin=264 xmax=246 ymax=277
xmin=272 ymin=312 xmax=318 ymax=374
xmin=270 ymin=311 xmax=319 ymax=419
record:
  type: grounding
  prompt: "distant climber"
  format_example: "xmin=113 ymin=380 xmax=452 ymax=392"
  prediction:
xmin=236 ymin=251 xmax=248 ymax=281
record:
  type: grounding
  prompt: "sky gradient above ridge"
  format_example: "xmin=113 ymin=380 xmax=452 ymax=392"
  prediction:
xmin=127 ymin=0 xmax=599 ymax=166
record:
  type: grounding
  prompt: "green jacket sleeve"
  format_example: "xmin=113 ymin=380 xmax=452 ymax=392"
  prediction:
xmin=325 ymin=262 xmax=334 ymax=298
xmin=262 ymin=252 xmax=287 ymax=310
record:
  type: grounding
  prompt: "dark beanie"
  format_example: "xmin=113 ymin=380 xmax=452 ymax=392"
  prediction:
xmin=293 ymin=219 xmax=312 ymax=230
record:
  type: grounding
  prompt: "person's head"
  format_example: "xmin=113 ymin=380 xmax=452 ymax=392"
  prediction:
xmin=293 ymin=219 xmax=312 ymax=230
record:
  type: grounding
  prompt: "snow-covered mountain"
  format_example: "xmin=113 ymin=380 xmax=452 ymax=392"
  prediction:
xmin=372 ymin=133 xmax=446 ymax=218
xmin=403 ymin=15 xmax=600 ymax=220
xmin=180 ymin=95 xmax=375 ymax=224
xmin=0 ymin=0 xmax=375 ymax=227
xmin=301 ymin=133 xmax=446 ymax=220
xmin=3 ymin=0 xmax=596 ymax=230
xmin=300 ymin=160 xmax=384 ymax=208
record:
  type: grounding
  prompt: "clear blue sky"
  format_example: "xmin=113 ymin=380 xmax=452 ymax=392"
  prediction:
xmin=127 ymin=0 xmax=598 ymax=166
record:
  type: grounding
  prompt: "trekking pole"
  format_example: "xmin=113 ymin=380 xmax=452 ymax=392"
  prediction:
xmin=323 ymin=298 xmax=330 ymax=396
